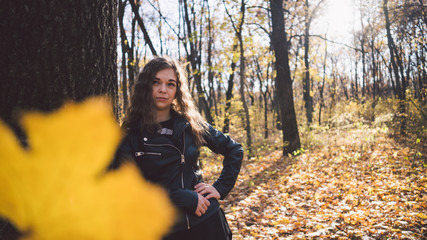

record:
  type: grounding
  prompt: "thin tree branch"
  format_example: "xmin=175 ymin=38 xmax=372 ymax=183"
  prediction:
xmin=295 ymin=34 xmax=363 ymax=52
xmin=128 ymin=0 xmax=158 ymax=56
xmin=247 ymin=5 xmax=270 ymax=12
xmin=222 ymin=0 xmax=239 ymax=34
xmin=145 ymin=0 xmax=183 ymax=41
xmin=247 ymin=22 xmax=271 ymax=37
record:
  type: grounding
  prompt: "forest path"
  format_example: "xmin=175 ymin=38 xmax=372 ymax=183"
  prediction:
xmin=205 ymin=125 xmax=426 ymax=239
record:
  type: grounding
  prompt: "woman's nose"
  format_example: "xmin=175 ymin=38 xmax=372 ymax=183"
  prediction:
xmin=159 ymin=83 xmax=167 ymax=93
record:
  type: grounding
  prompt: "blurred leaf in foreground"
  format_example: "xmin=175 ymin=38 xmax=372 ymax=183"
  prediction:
xmin=0 ymin=97 xmax=175 ymax=240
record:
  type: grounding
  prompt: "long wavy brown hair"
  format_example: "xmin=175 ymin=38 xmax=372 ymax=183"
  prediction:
xmin=122 ymin=56 xmax=208 ymax=146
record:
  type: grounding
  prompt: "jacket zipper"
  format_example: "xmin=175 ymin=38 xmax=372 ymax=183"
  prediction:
xmin=135 ymin=152 xmax=161 ymax=157
xmin=143 ymin=131 xmax=191 ymax=229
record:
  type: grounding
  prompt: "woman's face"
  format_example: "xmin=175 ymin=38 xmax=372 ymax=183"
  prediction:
xmin=152 ymin=68 xmax=177 ymax=112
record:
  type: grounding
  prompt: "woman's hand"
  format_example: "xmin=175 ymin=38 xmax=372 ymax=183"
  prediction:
xmin=194 ymin=183 xmax=220 ymax=200
xmin=195 ymin=193 xmax=210 ymax=216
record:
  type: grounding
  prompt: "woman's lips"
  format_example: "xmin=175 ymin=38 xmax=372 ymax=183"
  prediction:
xmin=156 ymin=97 xmax=167 ymax=101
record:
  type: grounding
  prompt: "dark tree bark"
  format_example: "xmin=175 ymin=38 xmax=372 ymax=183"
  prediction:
xmin=303 ymin=0 xmax=323 ymax=124
xmin=223 ymin=0 xmax=252 ymax=156
xmin=119 ymin=0 xmax=129 ymax=113
xmin=206 ymin=0 xmax=217 ymax=116
xmin=270 ymin=0 xmax=301 ymax=155
xmin=0 ymin=0 xmax=118 ymax=132
xmin=0 ymin=0 xmax=117 ymax=237
xmin=354 ymin=50 xmax=359 ymax=100
xmin=383 ymin=0 xmax=406 ymax=130
xmin=303 ymin=0 xmax=313 ymax=124
xmin=360 ymin=19 xmax=367 ymax=98
xmin=329 ymin=59 xmax=337 ymax=116
xmin=222 ymin=43 xmax=238 ymax=134
xmin=370 ymin=39 xmax=378 ymax=102
xmin=340 ymin=76 xmax=349 ymax=100
xmin=383 ymin=0 xmax=404 ymax=101
xmin=415 ymin=42 xmax=426 ymax=103
xmin=319 ymin=36 xmax=327 ymax=126
xmin=236 ymin=1 xmax=252 ymax=156
xmin=254 ymin=57 xmax=270 ymax=139
xmin=129 ymin=16 xmax=137 ymax=90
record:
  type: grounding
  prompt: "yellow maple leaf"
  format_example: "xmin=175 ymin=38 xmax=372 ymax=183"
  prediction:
xmin=0 ymin=97 xmax=175 ymax=240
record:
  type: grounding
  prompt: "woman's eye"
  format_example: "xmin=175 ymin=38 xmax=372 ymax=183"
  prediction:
xmin=168 ymin=83 xmax=176 ymax=87
xmin=152 ymin=80 xmax=159 ymax=86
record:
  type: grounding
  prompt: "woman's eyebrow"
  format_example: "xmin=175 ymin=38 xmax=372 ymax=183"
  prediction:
xmin=154 ymin=77 xmax=176 ymax=82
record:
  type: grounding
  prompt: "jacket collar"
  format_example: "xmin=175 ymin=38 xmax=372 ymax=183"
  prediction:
xmin=127 ymin=109 xmax=189 ymax=138
xmin=170 ymin=109 xmax=190 ymax=138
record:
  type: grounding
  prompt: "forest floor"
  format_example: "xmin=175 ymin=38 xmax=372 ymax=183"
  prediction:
xmin=203 ymin=124 xmax=427 ymax=239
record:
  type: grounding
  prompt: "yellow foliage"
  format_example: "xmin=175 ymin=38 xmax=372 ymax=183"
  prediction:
xmin=0 ymin=97 xmax=175 ymax=240
xmin=417 ymin=213 xmax=427 ymax=220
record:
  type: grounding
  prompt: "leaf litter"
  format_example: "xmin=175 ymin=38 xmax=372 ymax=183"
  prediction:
xmin=203 ymin=126 xmax=426 ymax=239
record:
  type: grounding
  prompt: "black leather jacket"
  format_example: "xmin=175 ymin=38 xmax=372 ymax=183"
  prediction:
xmin=109 ymin=111 xmax=243 ymax=232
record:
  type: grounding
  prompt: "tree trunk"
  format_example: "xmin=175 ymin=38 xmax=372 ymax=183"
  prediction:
xmin=303 ymin=0 xmax=313 ymax=124
xmin=129 ymin=0 xmax=157 ymax=56
xmin=129 ymin=16 xmax=137 ymax=90
xmin=119 ymin=0 xmax=129 ymax=114
xmin=329 ymin=72 xmax=337 ymax=116
xmin=222 ymin=44 xmax=238 ymax=133
xmin=263 ymin=92 xmax=269 ymax=139
xmin=383 ymin=0 xmax=403 ymax=101
xmin=383 ymin=0 xmax=406 ymax=130
xmin=236 ymin=0 xmax=252 ymax=157
xmin=0 ymin=0 xmax=118 ymax=132
xmin=360 ymin=19 xmax=367 ymax=98
xmin=182 ymin=0 xmax=213 ymax=125
xmin=319 ymin=36 xmax=327 ymax=126
xmin=255 ymin=57 xmax=270 ymax=139
xmin=0 ymin=0 xmax=117 ymax=236
xmin=206 ymin=0 xmax=217 ymax=116
xmin=223 ymin=0 xmax=252 ymax=155
xmin=270 ymin=0 xmax=301 ymax=155
xmin=371 ymin=40 xmax=377 ymax=102
xmin=354 ymin=50 xmax=359 ymax=100
xmin=415 ymin=42 xmax=426 ymax=103
xmin=254 ymin=56 xmax=270 ymax=139
xmin=340 ymin=76 xmax=349 ymax=100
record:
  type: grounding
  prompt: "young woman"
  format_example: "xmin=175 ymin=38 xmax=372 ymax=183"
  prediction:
xmin=109 ymin=57 xmax=243 ymax=239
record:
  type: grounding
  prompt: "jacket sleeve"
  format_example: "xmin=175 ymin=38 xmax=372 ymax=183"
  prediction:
xmin=168 ymin=189 xmax=199 ymax=213
xmin=204 ymin=124 xmax=243 ymax=199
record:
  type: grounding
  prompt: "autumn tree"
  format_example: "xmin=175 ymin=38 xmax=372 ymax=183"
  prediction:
xmin=383 ymin=0 xmax=406 ymax=125
xmin=222 ymin=43 xmax=238 ymax=134
xmin=112 ymin=0 xmax=425 ymax=157
xmin=318 ymin=35 xmax=327 ymax=125
xmin=181 ymin=0 xmax=214 ymax=125
xmin=223 ymin=0 xmax=253 ymax=156
xmin=302 ymin=0 xmax=324 ymax=124
xmin=270 ymin=0 xmax=301 ymax=155
xmin=129 ymin=0 xmax=158 ymax=56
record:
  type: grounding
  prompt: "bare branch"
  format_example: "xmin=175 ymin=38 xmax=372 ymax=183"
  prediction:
xmin=295 ymin=34 xmax=363 ymax=52
xmin=247 ymin=22 xmax=271 ymax=37
xmin=145 ymin=0 xmax=183 ymax=41
xmin=129 ymin=0 xmax=158 ymax=56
